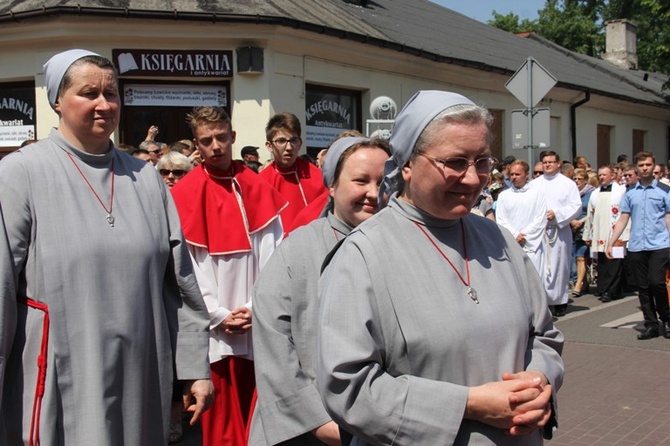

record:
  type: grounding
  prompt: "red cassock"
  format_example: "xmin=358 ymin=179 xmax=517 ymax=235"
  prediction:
xmin=259 ymin=158 xmax=327 ymax=229
xmin=172 ymin=161 xmax=287 ymax=445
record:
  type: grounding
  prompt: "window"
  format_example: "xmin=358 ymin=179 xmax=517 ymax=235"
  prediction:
xmin=0 ymin=81 xmax=36 ymax=157
xmin=305 ymin=85 xmax=361 ymax=157
xmin=632 ymin=129 xmax=645 ymax=156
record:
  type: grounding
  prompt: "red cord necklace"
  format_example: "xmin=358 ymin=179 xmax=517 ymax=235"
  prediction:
xmin=414 ymin=219 xmax=479 ymax=304
xmin=66 ymin=152 xmax=116 ymax=227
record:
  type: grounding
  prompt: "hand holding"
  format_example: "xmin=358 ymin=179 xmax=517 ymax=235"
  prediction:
xmin=222 ymin=307 xmax=252 ymax=334
xmin=465 ymin=374 xmax=544 ymax=430
xmin=515 ymin=233 xmax=526 ymax=246
xmin=503 ymin=371 xmax=553 ymax=436
xmin=146 ymin=125 xmax=159 ymax=140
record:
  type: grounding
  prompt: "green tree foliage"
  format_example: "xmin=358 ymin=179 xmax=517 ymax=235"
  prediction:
xmin=487 ymin=0 xmax=670 ymax=77
xmin=635 ymin=0 xmax=670 ymax=75
xmin=488 ymin=11 xmax=536 ymax=34
xmin=535 ymin=0 xmax=602 ymax=56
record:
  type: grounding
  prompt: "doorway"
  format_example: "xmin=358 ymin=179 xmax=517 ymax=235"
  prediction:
xmin=119 ymin=80 xmax=230 ymax=148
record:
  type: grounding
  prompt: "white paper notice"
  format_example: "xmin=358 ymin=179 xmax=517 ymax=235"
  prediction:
xmin=611 ymin=246 xmax=625 ymax=259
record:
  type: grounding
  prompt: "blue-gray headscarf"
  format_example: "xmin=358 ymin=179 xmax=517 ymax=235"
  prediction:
xmin=321 ymin=136 xmax=368 ymax=188
xmin=379 ymin=90 xmax=476 ymax=207
xmin=319 ymin=136 xmax=368 ymax=218
xmin=44 ymin=49 xmax=100 ymax=110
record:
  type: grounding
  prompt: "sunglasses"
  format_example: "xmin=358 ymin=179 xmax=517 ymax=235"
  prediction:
xmin=159 ymin=169 xmax=186 ymax=177
xmin=623 ymin=174 xmax=635 ymax=177
xmin=533 ymin=171 xmax=542 ymax=175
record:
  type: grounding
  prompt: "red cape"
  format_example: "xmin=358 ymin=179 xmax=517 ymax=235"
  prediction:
xmin=172 ymin=161 xmax=288 ymax=255
xmin=284 ymin=190 xmax=330 ymax=234
xmin=258 ymin=158 xmax=327 ymax=227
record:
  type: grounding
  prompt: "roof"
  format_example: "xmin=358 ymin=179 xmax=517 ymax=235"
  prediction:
xmin=1 ymin=0 xmax=667 ymax=108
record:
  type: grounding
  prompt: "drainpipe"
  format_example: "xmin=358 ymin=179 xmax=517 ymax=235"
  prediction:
xmin=570 ymin=91 xmax=590 ymax=161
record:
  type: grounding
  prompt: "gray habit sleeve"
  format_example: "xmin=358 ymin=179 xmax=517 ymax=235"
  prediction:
xmin=162 ymin=189 xmax=211 ymax=381
xmin=252 ymin=224 xmax=332 ymax=445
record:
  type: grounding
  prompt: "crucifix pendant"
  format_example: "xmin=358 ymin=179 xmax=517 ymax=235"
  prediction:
xmin=106 ymin=213 xmax=115 ymax=227
xmin=467 ymin=286 xmax=479 ymax=304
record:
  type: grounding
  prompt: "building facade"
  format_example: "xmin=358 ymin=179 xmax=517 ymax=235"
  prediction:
xmin=1 ymin=0 xmax=668 ymax=165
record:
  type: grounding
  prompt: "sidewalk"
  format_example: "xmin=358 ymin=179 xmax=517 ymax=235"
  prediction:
xmin=547 ymin=342 xmax=670 ymax=445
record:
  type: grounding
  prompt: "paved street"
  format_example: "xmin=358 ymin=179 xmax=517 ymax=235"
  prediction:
xmin=182 ymin=291 xmax=670 ymax=445
xmin=549 ymin=292 xmax=670 ymax=445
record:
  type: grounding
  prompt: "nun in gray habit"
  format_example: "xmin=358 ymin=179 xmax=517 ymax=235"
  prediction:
xmin=249 ymin=136 xmax=389 ymax=446
xmin=0 ymin=49 xmax=212 ymax=445
xmin=316 ymin=90 xmax=564 ymax=446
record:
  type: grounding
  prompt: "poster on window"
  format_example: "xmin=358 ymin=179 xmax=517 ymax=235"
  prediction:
xmin=123 ymin=84 xmax=227 ymax=107
xmin=305 ymin=90 xmax=358 ymax=148
xmin=0 ymin=87 xmax=36 ymax=147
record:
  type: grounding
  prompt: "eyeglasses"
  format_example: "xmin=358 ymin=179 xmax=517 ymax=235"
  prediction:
xmin=533 ymin=171 xmax=543 ymax=175
xmin=271 ymin=137 xmax=302 ymax=148
xmin=574 ymin=177 xmax=586 ymax=181
xmin=159 ymin=169 xmax=186 ymax=177
xmin=417 ymin=152 xmax=496 ymax=174
xmin=148 ymin=149 xmax=162 ymax=154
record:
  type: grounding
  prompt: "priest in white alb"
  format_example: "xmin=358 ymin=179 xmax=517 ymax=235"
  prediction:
xmin=532 ymin=151 xmax=582 ymax=317
xmin=496 ymin=160 xmax=547 ymax=275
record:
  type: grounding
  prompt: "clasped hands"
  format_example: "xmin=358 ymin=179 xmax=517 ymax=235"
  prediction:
xmin=222 ymin=306 xmax=252 ymax=335
xmin=465 ymin=370 xmax=552 ymax=436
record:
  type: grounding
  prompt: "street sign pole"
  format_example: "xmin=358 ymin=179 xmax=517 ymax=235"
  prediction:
xmin=505 ymin=57 xmax=557 ymax=166
xmin=527 ymin=57 xmax=533 ymax=165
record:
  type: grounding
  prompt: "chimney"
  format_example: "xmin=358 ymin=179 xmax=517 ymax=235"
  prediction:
xmin=602 ymin=19 xmax=638 ymax=70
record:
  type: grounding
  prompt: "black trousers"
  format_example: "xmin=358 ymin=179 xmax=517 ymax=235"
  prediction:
xmin=629 ymin=249 xmax=670 ymax=330
xmin=596 ymin=252 xmax=623 ymax=297
xmin=622 ymin=251 xmax=638 ymax=291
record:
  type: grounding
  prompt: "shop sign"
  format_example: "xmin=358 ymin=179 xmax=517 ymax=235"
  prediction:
xmin=305 ymin=92 xmax=354 ymax=148
xmin=124 ymin=84 xmax=227 ymax=107
xmin=0 ymin=87 xmax=36 ymax=147
xmin=113 ymin=49 xmax=233 ymax=78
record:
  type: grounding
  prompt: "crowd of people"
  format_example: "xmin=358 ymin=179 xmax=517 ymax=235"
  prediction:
xmin=489 ymin=150 xmax=670 ymax=332
xmin=1 ymin=48 xmax=667 ymax=446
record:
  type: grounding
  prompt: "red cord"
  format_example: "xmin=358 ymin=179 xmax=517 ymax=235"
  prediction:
xmin=19 ymin=297 xmax=49 ymax=446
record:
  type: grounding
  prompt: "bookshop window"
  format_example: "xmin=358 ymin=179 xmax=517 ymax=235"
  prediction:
xmin=305 ymin=85 xmax=361 ymax=158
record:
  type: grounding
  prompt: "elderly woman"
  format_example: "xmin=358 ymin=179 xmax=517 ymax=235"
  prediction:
xmin=317 ymin=91 xmax=564 ymax=445
xmin=0 ymin=49 xmax=212 ymax=445
xmin=249 ymin=136 xmax=390 ymax=446
xmin=157 ymin=151 xmax=194 ymax=189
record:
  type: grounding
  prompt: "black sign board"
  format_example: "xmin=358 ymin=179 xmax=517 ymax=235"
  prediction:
xmin=112 ymin=49 xmax=233 ymax=78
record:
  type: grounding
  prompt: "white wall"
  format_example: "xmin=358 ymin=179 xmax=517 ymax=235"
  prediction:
xmin=1 ymin=19 xmax=668 ymax=164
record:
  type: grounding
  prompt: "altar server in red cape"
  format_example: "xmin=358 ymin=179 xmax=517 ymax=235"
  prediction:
xmin=172 ymin=106 xmax=287 ymax=446
xmin=259 ymin=112 xmax=327 ymax=228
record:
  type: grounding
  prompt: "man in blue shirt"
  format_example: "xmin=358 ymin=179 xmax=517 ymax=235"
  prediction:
xmin=607 ymin=151 xmax=670 ymax=340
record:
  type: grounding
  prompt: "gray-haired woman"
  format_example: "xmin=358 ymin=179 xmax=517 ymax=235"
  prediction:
xmin=317 ymin=90 xmax=564 ymax=445
xmin=157 ymin=151 xmax=194 ymax=189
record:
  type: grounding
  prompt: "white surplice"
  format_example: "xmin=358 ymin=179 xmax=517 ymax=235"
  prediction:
xmin=496 ymin=182 xmax=547 ymax=275
xmin=533 ymin=173 xmax=582 ymax=305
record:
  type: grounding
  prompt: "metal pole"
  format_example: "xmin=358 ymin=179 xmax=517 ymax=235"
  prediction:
xmin=527 ymin=57 xmax=534 ymax=166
